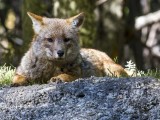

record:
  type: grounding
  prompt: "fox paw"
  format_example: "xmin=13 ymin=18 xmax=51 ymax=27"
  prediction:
xmin=49 ymin=77 xmax=63 ymax=83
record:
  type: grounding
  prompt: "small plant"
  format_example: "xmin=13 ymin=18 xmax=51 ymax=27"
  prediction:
xmin=125 ymin=60 xmax=160 ymax=78
xmin=125 ymin=60 xmax=137 ymax=76
xmin=0 ymin=65 xmax=15 ymax=86
xmin=114 ymin=57 xmax=118 ymax=63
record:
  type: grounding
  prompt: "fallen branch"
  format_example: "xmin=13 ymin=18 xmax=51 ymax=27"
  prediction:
xmin=96 ymin=0 xmax=108 ymax=6
xmin=135 ymin=10 xmax=160 ymax=30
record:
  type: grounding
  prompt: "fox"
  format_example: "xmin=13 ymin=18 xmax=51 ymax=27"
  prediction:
xmin=12 ymin=12 xmax=128 ymax=86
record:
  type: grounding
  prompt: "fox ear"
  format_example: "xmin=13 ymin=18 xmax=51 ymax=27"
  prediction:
xmin=27 ymin=12 xmax=43 ymax=34
xmin=67 ymin=12 xmax=85 ymax=28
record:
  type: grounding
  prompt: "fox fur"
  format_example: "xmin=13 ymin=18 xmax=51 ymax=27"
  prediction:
xmin=12 ymin=12 xmax=128 ymax=86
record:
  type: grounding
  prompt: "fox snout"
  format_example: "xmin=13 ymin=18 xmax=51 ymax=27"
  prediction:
xmin=45 ymin=48 xmax=65 ymax=60
xmin=57 ymin=50 xmax=64 ymax=57
xmin=54 ymin=49 xmax=65 ymax=59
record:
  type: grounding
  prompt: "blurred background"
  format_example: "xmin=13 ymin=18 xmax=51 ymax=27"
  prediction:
xmin=0 ymin=0 xmax=159 ymax=71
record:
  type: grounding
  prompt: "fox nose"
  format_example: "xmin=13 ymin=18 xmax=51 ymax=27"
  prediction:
xmin=57 ymin=50 xmax=64 ymax=57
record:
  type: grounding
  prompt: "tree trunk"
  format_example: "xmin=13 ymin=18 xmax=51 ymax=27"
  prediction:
xmin=22 ymin=0 xmax=52 ymax=52
xmin=95 ymin=0 xmax=125 ymax=64
xmin=124 ymin=0 xmax=144 ymax=70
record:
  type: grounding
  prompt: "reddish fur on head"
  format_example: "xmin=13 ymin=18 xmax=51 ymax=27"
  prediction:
xmin=27 ymin=12 xmax=43 ymax=22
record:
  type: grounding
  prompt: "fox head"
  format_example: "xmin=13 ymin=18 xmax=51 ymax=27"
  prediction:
xmin=28 ymin=12 xmax=84 ymax=64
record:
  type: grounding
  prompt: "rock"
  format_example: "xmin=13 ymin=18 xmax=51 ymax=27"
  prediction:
xmin=0 ymin=77 xmax=160 ymax=120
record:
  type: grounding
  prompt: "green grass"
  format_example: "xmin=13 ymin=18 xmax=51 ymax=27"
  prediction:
xmin=125 ymin=60 xmax=160 ymax=79
xmin=141 ymin=69 xmax=160 ymax=79
xmin=0 ymin=65 xmax=15 ymax=86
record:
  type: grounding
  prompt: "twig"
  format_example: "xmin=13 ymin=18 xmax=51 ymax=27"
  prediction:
xmin=96 ymin=0 xmax=108 ymax=6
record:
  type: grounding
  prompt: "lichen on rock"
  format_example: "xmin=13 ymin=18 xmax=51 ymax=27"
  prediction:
xmin=0 ymin=77 xmax=160 ymax=120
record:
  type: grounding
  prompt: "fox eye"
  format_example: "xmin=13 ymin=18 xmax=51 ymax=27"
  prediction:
xmin=46 ymin=38 xmax=53 ymax=42
xmin=64 ymin=38 xmax=71 ymax=42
